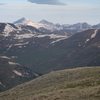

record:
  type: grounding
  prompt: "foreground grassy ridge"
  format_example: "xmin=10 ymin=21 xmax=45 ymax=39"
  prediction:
xmin=0 ymin=67 xmax=100 ymax=100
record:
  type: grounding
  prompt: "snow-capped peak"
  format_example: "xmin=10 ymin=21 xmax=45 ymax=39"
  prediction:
xmin=39 ymin=19 xmax=63 ymax=31
xmin=14 ymin=17 xmax=45 ymax=29
xmin=14 ymin=18 xmax=62 ymax=31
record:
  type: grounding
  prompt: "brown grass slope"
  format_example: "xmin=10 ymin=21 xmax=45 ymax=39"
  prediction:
xmin=0 ymin=67 xmax=100 ymax=100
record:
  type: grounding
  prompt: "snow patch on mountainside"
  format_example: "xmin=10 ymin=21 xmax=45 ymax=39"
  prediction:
xmin=85 ymin=29 xmax=98 ymax=43
xmin=13 ymin=70 xmax=22 ymax=76
xmin=36 ymin=34 xmax=47 ymax=38
xmin=6 ymin=45 xmax=12 ymax=51
xmin=0 ymin=82 xmax=5 ymax=87
xmin=33 ymin=73 xmax=39 ymax=77
xmin=85 ymin=39 xmax=90 ymax=43
xmin=14 ymin=34 xmax=35 ymax=39
xmin=36 ymin=34 xmax=67 ymax=39
xmin=91 ymin=29 xmax=98 ymax=39
xmin=49 ymin=34 xmax=66 ymax=39
xmin=14 ymin=42 xmax=29 ymax=46
xmin=13 ymin=33 xmax=67 ymax=41
xmin=0 ymin=56 xmax=10 ymax=59
xmin=3 ymin=24 xmax=15 ymax=36
xmin=8 ymin=61 xmax=20 ymax=65
xmin=51 ymin=37 xmax=67 ymax=44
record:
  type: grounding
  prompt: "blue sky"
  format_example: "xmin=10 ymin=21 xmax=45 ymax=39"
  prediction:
xmin=0 ymin=0 xmax=100 ymax=24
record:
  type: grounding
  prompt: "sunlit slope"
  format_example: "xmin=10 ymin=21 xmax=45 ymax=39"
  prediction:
xmin=0 ymin=67 xmax=100 ymax=100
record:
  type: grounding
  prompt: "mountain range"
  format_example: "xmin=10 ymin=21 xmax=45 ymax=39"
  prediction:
xmin=0 ymin=18 xmax=100 ymax=92
xmin=14 ymin=17 xmax=100 ymax=33
xmin=0 ymin=67 xmax=100 ymax=100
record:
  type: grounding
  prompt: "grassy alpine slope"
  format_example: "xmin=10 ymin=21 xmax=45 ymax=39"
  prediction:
xmin=0 ymin=67 xmax=100 ymax=100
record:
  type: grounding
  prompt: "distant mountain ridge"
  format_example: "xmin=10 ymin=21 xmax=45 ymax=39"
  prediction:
xmin=13 ymin=17 xmax=100 ymax=33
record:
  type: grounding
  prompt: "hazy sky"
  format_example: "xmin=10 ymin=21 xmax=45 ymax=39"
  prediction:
xmin=0 ymin=0 xmax=100 ymax=24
